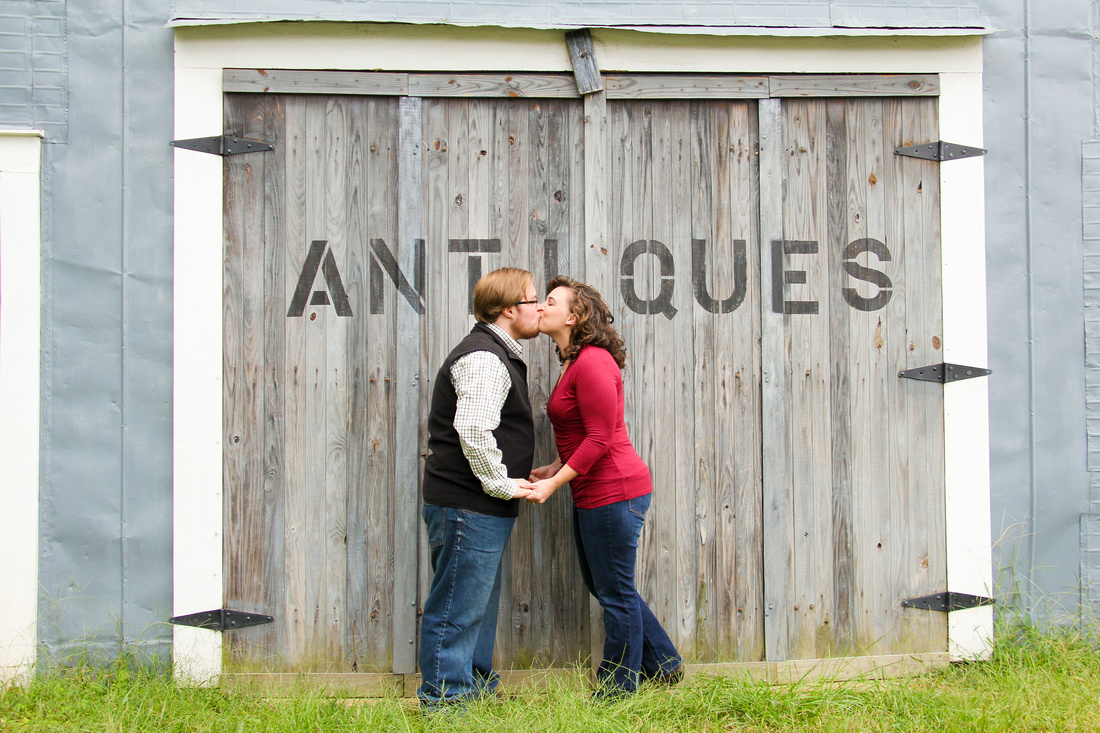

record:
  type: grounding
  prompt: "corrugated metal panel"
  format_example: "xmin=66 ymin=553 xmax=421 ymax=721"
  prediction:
xmin=983 ymin=0 xmax=1093 ymax=622
xmin=34 ymin=0 xmax=174 ymax=665
xmin=168 ymin=0 xmax=987 ymax=30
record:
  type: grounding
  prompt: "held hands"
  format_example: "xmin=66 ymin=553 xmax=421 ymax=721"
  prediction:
xmin=521 ymin=460 xmax=574 ymax=505
xmin=512 ymin=478 xmax=536 ymax=500
xmin=524 ymin=479 xmax=558 ymax=504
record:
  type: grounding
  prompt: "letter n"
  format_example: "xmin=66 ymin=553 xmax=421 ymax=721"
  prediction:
xmin=369 ymin=238 xmax=425 ymax=315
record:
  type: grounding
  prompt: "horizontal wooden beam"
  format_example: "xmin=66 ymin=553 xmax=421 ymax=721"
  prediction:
xmin=605 ymin=74 xmax=769 ymax=99
xmin=769 ymin=74 xmax=939 ymax=97
xmin=223 ymin=68 xmax=409 ymax=95
xmin=224 ymin=70 xmax=940 ymax=100
xmin=407 ymin=73 xmax=579 ymax=98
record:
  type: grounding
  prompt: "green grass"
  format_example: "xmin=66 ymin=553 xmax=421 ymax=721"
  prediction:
xmin=4 ymin=625 xmax=1099 ymax=732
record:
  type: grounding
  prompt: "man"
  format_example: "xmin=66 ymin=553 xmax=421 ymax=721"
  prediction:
xmin=417 ymin=267 xmax=543 ymax=710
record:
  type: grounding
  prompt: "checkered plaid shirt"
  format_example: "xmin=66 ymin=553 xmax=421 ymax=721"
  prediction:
xmin=450 ymin=323 xmax=524 ymax=500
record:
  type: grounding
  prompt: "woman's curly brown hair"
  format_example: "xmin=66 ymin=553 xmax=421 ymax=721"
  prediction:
xmin=546 ymin=275 xmax=627 ymax=370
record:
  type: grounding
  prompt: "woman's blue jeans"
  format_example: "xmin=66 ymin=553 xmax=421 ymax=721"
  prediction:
xmin=417 ymin=504 xmax=515 ymax=708
xmin=573 ymin=492 xmax=682 ymax=694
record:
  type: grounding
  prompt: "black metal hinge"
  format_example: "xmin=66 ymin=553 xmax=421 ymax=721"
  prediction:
xmin=170 ymin=135 xmax=274 ymax=156
xmin=169 ymin=608 xmax=274 ymax=631
xmin=898 ymin=362 xmax=991 ymax=383
xmin=894 ymin=141 xmax=986 ymax=162
xmin=902 ymin=592 xmax=995 ymax=613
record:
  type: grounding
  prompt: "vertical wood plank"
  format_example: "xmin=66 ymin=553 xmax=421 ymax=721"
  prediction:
xmin=758 ymin=97 xmax=790 ymax=663
xmin=881 ymin=95 xmax=910 ymax=651
xmin=552 ymin=100 xmax=591 ymax=664
xmin=352 ymin=94 xmax=400 ymax=669
xmin=644 ymin=101 xmax=693 ymax=647
xmin=825 ymin=98 xmax=855 ymax=653
xmin=506 ymin=97 xmax=539 ymax=665
xmin=919 ymin=96 xmax=947 ymax=652
xmin=627 ymin=99 xmax=656 ymax=621
xmin=689 ymin=100 xmax=717 ymax=659
xmin=281 ymin=95 xmax=312 ymax=667
xmin=298 ymin=96 xmax=329 ymax=666
xmin=844 ymin=98 xmax=882 ymax=652
xmin=732 ymin=101 xmax=765 ymax=662
xmin=321 ymin=96 xmax=350 ymax=666
xmin=223 ymin=94 xmax=269 ymax=662
xmin=669 ymin=100 xmax=698 ymax=653
xmin=418 ymin=98 xmax=450 ymax=613
xmin=343 ymin=95 xmax=372 ymax=672
xmin=879 ymin=96 xmax=912 ymax=653
xmin=784 ymin=99 xmax=835 ymax=659
xmin=261 ymin=95 xmax=289 ymax=666
xmin=696 ymin=99 xmax=767 ymax=662
xmin=393 ymin=95 xmax=423 ymax=674
xmin=643 ymin=100 xmax=673 ymax=634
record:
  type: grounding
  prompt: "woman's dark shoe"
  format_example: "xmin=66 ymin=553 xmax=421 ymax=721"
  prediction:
xmin=650 ymin=666 xmax=684 ymax=687
xmin=589 ymin=688 xmax=630 ymax=705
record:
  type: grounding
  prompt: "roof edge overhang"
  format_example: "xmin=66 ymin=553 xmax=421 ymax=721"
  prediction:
xmin=167 ymin=17 xmax=992 ymax=37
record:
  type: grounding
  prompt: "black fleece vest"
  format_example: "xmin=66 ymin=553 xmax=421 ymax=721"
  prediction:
xmin=421 ymin=324 xmax=534 ymax=517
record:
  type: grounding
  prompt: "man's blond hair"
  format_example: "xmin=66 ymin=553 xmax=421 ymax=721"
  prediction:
xmin=473 ymin=267 xmax=533 ymax=324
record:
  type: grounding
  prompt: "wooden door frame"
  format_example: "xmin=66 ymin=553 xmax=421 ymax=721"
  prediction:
xmin=172 ymin=21 xmax=991 ymax=683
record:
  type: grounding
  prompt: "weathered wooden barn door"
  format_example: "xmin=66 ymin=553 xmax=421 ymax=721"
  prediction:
xmin=759 ymin=95 xmax=947 ymax=661
xmin=220 ymin=76 xmax=946 ymax=676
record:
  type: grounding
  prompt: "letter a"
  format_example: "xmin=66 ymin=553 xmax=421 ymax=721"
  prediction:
xmin=286 ymin=240 xmax=353 ymax=317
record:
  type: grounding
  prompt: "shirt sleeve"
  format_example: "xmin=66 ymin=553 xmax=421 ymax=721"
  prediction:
xmin=564 ymin=350 xmax=620 ymax=475
xmin=450 ymin=350 xmax=517 ymax=500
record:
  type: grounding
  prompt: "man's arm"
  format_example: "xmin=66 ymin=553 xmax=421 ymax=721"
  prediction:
xmin=450 ymin=351 xmax=530 ymax=499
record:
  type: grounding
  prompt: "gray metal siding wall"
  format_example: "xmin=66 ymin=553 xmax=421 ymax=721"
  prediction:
xmin=983 ymin=0 xmax=1094 ymax=620
xmin=19 ymin=0 xmax=176 ymax=663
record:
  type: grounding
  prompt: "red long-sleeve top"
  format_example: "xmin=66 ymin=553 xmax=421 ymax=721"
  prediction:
xmin=546 ymin=344 xmax=652 ymax=509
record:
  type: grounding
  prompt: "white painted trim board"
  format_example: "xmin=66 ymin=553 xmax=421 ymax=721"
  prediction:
xmin=0 ymin=131 xmax=43 ymax=684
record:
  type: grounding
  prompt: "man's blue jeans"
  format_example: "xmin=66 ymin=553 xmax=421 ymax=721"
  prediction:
xmin=418 ymin=504 xmax=515 ymax=707
xmin=573 ymin=492 xmax=682 ymax=694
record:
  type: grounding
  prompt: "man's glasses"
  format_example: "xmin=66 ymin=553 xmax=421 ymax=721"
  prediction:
xmin=514 ymin=300 xmax=539 ymax=306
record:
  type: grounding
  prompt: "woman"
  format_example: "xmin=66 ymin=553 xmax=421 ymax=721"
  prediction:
xmin=525 ymin=275 xmax=683 ymax=697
